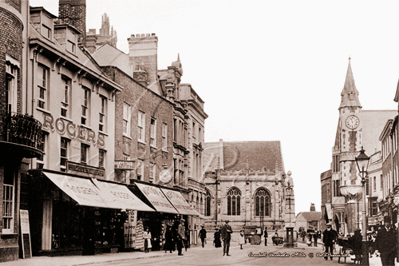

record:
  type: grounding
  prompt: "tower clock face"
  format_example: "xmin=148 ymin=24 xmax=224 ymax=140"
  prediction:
xmin=345 ymin=115 xmax=360 ymax=130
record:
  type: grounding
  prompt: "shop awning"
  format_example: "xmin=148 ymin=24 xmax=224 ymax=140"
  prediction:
xmin=92 ymin=179 xmax=155 ymax=212
xmin=160 ymin=188 xmax=200 ymax=216
xmin=44 ymin=172 xmax=108 ymax=208
xmin=135 ymin=183 xmax=178 ymax=214
xmin=325 ymin=203 xmax=333 ymax=220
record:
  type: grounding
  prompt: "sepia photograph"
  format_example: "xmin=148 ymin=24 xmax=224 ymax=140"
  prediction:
xmin=1 ymin=0 xmax=399 ymax=265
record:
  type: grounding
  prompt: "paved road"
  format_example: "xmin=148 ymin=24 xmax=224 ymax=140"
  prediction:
xmin=87 ymin=242 xmax=362 ymax=266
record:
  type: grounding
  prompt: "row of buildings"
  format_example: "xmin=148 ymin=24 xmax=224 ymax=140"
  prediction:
xmin=0 ymin=0 xmax=294 ymax=262
xmin=320 ymin=58 xmax=399 ymax=235
xmin=0 ymin=0 xmax=211 ymax=261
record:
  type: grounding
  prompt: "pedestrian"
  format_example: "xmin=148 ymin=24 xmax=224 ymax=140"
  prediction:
xmin=313 ymin=230 xmax=318 ymax=247
xmin=376 ymin=216 xmax=397 ymax=266
xmin=178 ymin=219 xmax=187 ymax=252
xmin=264 ymin=227 xmax=268 ymax=246
xmin=348 ymin=228 xmax=362 ymax=263
xmin=239 ymin=229 xmax=245 ymax=249
xmin=143 ymin=227 xmax=152 ymax=253
xmin=220 ymin=220 xmax=232 ymax=256
xmin=214 ymin=228 xmax=222 ymax=248
xmin=176 ymin=233 xmax=183 ymax=256
xmin=164 ymin=226 xmax=174 ymax=253
xmin=273 ymin=230 xmax=279 ymax=245
xmin=322 ymin=223 xmax=337 ymax=260
xmin=199 ymin=225 xmax=207 ymax=248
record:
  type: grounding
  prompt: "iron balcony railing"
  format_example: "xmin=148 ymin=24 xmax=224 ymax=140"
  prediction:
xmin=2 ymin=113 xmax=42 ymax=149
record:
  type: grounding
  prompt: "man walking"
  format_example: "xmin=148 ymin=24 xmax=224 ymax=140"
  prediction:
xmin=220 ymin=220 xmax=232 ymax=256
xmin=199 ymin=225 xmax=207 ymax=248
xmin=177 ymin=219 xmax=186 ymax=254
xmin=376 ymin=216 xmax=397 ymax=266
xmin=322 ymin=223 xmax=337 ymax=260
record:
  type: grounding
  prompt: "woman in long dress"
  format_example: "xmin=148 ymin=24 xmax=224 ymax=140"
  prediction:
xmin=164 ymin=226 xmax=174 ymax=253
xmin=143 ymin=227 xmax=152 ymax=253
xmin=214 ymin=228 xmax=221 ymax=248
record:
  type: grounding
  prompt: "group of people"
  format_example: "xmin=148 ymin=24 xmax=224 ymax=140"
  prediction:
xmin=322 ymin=216 xmax=397 ymax=266
xmin=163 ymin=219 xmax=189 ymax=256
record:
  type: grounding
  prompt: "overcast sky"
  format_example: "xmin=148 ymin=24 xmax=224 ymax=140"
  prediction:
xmin=31 ymin=0 xmax=399 ymax=215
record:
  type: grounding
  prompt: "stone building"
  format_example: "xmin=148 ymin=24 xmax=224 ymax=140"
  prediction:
xmin=203 ymin=140 xmax=290 ymax=232
xmin=86 ymin=13 xmax=117 ymax=53
xmin=325 ymin=58 xmax=396 ymax=235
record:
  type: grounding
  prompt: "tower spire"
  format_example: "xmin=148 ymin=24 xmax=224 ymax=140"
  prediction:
xmin=339 ymin=57 xmax=362 ymax=110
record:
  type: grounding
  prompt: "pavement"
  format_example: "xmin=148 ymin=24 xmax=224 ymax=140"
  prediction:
xmin=0 ymin=240 xmax=389 ymax=266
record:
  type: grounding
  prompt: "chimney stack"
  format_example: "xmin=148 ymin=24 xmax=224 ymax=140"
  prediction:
xmin=58 ymin=0 xmax=86 ymax=46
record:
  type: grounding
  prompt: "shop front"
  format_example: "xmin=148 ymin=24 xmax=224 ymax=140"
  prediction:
xmin=129 ymin=182 xmax=179 ymax=251
xmin=27 ymin=169 xmax=154 ymax=256
xmin=128 ymin=182 xmax=201 ymax=250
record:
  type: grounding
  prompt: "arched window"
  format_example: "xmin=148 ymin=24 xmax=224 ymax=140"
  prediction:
xmin=227 ymin=187 xmax=241 ymax=216
xmin=205 ymin=190 xmax=211 ymax=216
xmin=255 ymin=188 xmax=271 ymax=217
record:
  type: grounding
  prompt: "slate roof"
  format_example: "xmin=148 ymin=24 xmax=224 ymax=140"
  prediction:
xmin=296 ymin=212 xmax=322 ymax=221
xmin=29 ymin=25 xmax=122 ymax=91
xmin=91 ymin=44 xmax=132 ymax=76
xmin=203 ymin=140 xmax=284 ymax=173
xmin=362 ymin=110 xmax=397 ymax=155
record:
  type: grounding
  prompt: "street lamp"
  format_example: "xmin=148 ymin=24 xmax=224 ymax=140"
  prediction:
xmin=284 ymin=184 xmax=294 ymax=248
xmin=355 ymin=146 xmax=370 ymax=266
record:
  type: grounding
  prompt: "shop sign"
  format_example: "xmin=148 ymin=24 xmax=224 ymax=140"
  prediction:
xmin=115 ymin=160 xmax=135 ymax=170
xmin=124 ymin=210 xmax=137 ymax=248
xmin=42 ymin=113 xmax=105 ymax=148
xmin=67 ymin=161 xmax=105 ymax=178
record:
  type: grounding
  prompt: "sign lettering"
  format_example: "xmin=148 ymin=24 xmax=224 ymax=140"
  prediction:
xmin=42 ymin=113 xmax=105 ymax=148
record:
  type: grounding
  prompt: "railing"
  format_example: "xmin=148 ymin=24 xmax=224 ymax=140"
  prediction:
xmin=2 ymin=113 xmax=42 ymax=149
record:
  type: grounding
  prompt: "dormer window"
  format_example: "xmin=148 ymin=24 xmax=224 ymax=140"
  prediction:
xmin=67 ymin=40 xmax=76 ymax=54
xmin=42 ymin=24 xmax=52 ymax=39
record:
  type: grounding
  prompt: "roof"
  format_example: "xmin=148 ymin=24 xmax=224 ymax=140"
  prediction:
xmin=296 ymin=212 xmax=322 ymax=221
xmin=362 ymin=110 xmax=397 ymax=154
xmin=320 ymin=170 xmax=332 ymax=181
xmin=91 ymin=44 xmax=132 ymax=76
xmin=29 ymin=25 xmax=122 ymax=92
xmin=203 ymin=140 xmax=284 ymax=173
xmin=339 ymin=58 xmax=361 ymax=109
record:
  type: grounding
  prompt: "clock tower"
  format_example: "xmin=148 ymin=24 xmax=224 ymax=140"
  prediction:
xmin=337 ymin=58 xmax=363 ymax=186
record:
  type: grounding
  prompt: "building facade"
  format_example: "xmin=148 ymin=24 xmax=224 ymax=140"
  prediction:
xmin=203 ymin=140 xmax=290 ymax=234
xmin=0 ymin=0 xmax=43 ymax=262
xmin=327 ymin=59 xmax=396 ymax=235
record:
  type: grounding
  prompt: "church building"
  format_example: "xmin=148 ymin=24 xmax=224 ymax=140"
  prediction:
xmin=202 ymin=140 xmax=293 ymax=233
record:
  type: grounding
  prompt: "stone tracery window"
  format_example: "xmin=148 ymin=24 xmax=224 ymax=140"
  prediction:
xmin=255 ymin=188 xmax=271 ymax=217
xmin=227 ymin=187 xmax=241 ymax=216
xmin=205 ymin=190 xmax=211 ymax=216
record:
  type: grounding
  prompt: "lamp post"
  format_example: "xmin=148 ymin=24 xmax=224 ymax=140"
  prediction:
xmin=355 ymin=147 xmax=370 ymax=266
xmin=284 ymin=184 xmax=294 ymax=248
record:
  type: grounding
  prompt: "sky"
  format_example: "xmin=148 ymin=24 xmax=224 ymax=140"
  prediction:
xmin=30 ymin=0 xmax=399 ymax=215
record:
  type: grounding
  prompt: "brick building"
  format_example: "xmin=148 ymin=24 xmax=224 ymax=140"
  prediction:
xmin=0 ymin=0 xmax=43 ymax=262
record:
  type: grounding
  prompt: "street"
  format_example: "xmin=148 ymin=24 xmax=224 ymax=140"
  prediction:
xmin=85 ymin=241 xmax=380 ymax=266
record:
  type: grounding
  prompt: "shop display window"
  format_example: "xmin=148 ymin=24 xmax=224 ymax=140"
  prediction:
xmin=52 ymin=190 xmax=84 ymax=250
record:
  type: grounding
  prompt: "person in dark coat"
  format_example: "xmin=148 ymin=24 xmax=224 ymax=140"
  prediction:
xmin=214 ymin=228 xmax=222 ymax=248
xmin=164 ymin=226 xmax=174 ymax=253
xmin=348 ymin=229 xmax=362 ymax=262
xmin=313 ymin=230 xmax=318 ymax=247
xmin=322 ymin=223 xmax=337 ymax=260
xmin=264 ymin=227 xmax=268 ymax=246
xmin=220 ymin=220 xmax=232 ymax=256
xmin=176 ymin=233 xmax=183 ymax=256
xmin=376 ymin=216 xmax=397 ymax=266
xmin=199 ymin=226 xmax=207 ymax=248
